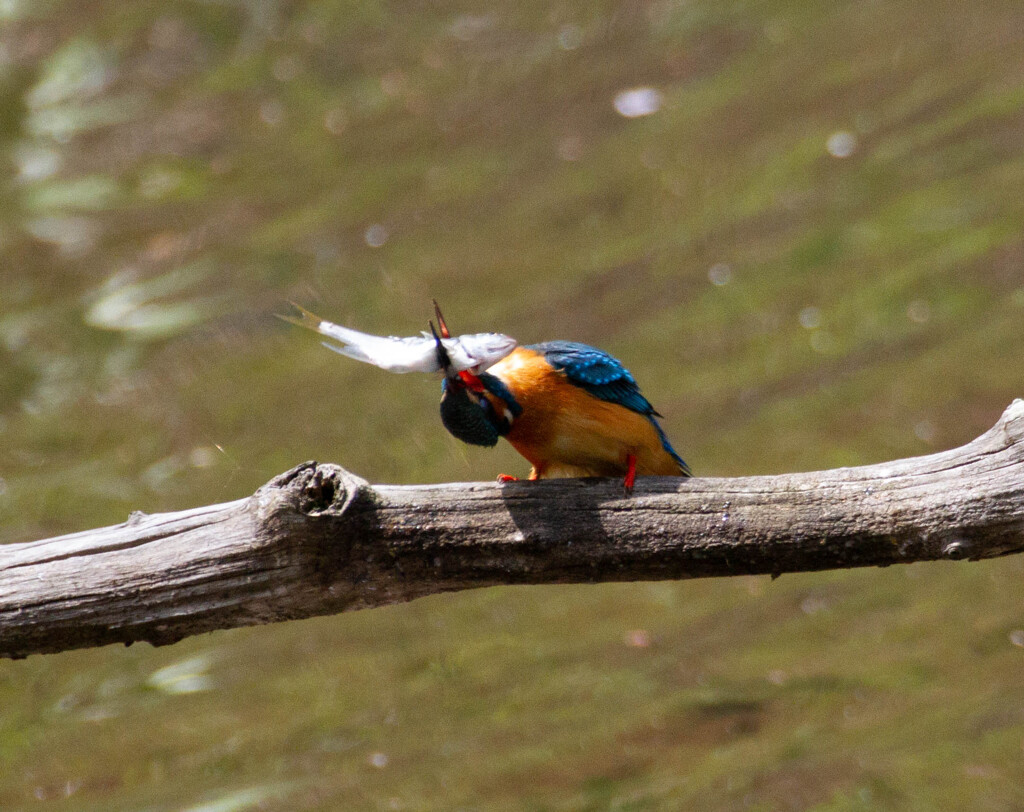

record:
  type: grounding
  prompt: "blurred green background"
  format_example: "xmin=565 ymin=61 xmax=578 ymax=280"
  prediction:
xmin=2 ymin=1 xmax=1024 ymax=809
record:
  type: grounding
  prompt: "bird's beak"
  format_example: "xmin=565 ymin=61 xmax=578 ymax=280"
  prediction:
xmin=429 ymin=320 xmax=457 ymax=381
xmin=433 ymin=299 xmax=451 ymax=339
xmin=430 ymin=308 xmax=487 ymax=393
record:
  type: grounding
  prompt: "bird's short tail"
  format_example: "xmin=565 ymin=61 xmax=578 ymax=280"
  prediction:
xmin=653 ymin=419 xmax=692 ymax=476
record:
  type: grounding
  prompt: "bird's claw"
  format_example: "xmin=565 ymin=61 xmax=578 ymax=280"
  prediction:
xmin=622 ymin=453 xmax=638 ymax=496
xmin=497 ymin=474 xmax=519 ymax=483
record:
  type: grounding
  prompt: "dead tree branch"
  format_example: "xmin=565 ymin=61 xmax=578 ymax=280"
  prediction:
xmin=3 ymin=400 xmax=1024 ymax=659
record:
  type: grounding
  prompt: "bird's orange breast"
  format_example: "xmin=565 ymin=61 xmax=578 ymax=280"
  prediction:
xmin=484 ymin=347 xmax=681 ymax=479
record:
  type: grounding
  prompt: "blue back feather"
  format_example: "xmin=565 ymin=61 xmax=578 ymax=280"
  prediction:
xmin=528 ymin=341 xmax=652 ymax=413
xmin=528 ymin=341 xmax=690 ymax=474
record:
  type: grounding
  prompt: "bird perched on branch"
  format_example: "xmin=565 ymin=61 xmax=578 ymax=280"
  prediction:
xmin=280 ymin=302 xmax=691 ymax=491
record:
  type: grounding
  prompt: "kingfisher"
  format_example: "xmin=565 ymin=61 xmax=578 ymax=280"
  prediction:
xmin=280 ymin=302 xmax=691 ymax=491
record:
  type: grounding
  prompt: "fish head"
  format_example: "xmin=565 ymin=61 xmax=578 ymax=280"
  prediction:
xmin=450 ymin=332 xmax=518 ymax=374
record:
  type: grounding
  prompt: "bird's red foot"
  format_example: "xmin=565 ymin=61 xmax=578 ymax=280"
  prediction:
xmin=497 ymin=474 xmax=519 ymax=483
xmin=623 ymin=453 xmax=637 ymax=495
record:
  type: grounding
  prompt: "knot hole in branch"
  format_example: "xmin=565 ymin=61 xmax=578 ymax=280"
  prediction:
xmin=1000 ymin=398 xmax=1024 ymax=445
xmin=284 ymin=463 xmax=371 ymax=516
xmin=300 ymin=467 xmax=337 ymax=513
xmin=257 ymin=462 xmax=372 ymax=528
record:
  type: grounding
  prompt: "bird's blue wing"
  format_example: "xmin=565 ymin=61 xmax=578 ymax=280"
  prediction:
xmin=529 ymin=341 xmax=691 ymax=475
xmin=529 ymin=341 xmax=655 ymax=415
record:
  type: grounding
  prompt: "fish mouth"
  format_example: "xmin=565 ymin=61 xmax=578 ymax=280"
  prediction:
xmin=467 ymin=346 xmax=515 ymax=374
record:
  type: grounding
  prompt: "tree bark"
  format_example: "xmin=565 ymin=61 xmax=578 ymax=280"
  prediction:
xmin=2 ymin=400 xmax=1024 ymax=660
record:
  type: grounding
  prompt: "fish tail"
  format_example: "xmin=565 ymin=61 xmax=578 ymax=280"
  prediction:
xmin=275 ymin=301 xmax=325 ymax=333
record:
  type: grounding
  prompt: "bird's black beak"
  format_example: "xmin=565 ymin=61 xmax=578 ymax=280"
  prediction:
xmin=430 ymin=320 xmax=457 ymax=381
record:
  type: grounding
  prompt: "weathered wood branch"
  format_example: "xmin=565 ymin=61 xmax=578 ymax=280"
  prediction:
xmin=2 ymin=400 xmax=1024 ymax=659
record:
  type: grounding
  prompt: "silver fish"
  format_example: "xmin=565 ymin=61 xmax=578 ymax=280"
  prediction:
xmin=278 ymin=303 xmax=517 ymax=374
